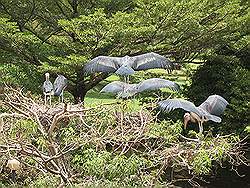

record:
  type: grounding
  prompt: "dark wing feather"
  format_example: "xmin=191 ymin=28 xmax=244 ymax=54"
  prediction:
xmin=54 ymin=75 xmax=67 ymax=96
xmin=158 ymin=99 xmax=201 ymax=115
xmin=100 ymin=81 xmax=127 ymax=94
xmin=83 ymin=56 xmax=121 ymax=74
xmin=137 ymin=78 xmax=180 ymax=92
xmin=199 ymin=95 xmax=229 ymax=116
xmin=131 ymin=52 xmax=173 ymax=71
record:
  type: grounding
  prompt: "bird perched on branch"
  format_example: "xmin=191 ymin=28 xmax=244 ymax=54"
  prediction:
xmin=42 ymin=73 xmax=54 ymax=105
xmin=100 ymin=78 xmax=180 ymax=98
xmin=158 ymin=95 xmax=229 ymax=133
xmin=53 ymin=75 xmax=67 ymax=103
xmin=83 ymin=52 xmax=174 ymax=82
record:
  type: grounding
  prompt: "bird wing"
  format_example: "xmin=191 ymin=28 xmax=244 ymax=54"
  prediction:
xmin=158 ymin=99 xmax=201 ymax=115
xmin=117 ymin=84 xmax=138 ymax=98
xmin=198 ymin=107 xmax=222 ymax=123
xmin=83 ymin=56 xmax=122 ymax=74
xmin=137 ymin=78 xmax=180 ymax=92
xmin=53 ymin=75 xmax=67 ymax=96
xmin=207 ymin=114 xmax=222 ymax=123
xmin=43 ymin=81 xmax=53 ymax=93
xmin=100 ymin=81 xmax=128 ymax=94
xmin=131 ymin=52 xmax=173 ymax=71
xmin=199 ymin=95 xmax=229 ymax=116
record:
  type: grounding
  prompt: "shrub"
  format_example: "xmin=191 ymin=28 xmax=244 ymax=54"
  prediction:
xmin=187 ymin=55 xmax=250 ymax=135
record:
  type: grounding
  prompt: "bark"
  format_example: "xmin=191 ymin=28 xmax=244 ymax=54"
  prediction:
xmin=71 ymin=73 xmax=109 ymax=104
xmin=73 ymin=85 xmax=87 ymax=104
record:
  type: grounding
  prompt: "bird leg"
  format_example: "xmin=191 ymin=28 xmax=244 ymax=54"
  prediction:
xmin=44 ymin=95 xmax=47 ymax=105
xmin=49 ymin=95 xmax=52 ymax=106
xmin=198 ymin=121 xmax=203 ymax=134
xmin=61 ymin=90 xmax=64 ymax=103
xmin=11 ymin=170 xmax=16 ymax=183
xmin=124 ymin=76 xmax=127 ymax=83
xmin=57 ymin=95 xmax=60 ymax=103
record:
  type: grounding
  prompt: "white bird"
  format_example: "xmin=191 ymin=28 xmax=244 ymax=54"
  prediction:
xmin=158 ymin=95 xmax=229 ymax=133
xmin=42 ymin=73 xmax=54 ymax=105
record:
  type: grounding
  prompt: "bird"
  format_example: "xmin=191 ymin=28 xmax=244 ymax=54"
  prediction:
xmin=158 ymin=95 xmax=229 ymax=133
xmin=83 ymin=52 xmax=174 ymax=82
xmin=42 ymin=72 xmax=54 ymax=105
xmin=6 ymin=158 xmax=21 ymax=183
xmin=100 ymin=78 xmax=180 ymax=98
xmin=100 ymin=81 xmax=138 ymax=98
xmin=53 ymin=75 xmax=67 ymax=103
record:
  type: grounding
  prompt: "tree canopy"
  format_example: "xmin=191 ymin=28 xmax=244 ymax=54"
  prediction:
xmin=0 ymin=0 xmax=249 ymax=102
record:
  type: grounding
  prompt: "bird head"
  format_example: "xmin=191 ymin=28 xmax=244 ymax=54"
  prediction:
xmin=183 ymin=113 xmax=191 ymax=129
xmin=6 ymin=159 xmax=21 ymax=171
xmin=173 ymin=63 xmax=182 ymax=70
xmin=45 ymin=72 xmax=50 ymax=80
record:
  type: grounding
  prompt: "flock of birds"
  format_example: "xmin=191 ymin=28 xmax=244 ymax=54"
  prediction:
xmin=43 ymin=52 xmax=229 ymax=133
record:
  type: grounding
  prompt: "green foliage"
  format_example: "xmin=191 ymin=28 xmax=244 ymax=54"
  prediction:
xmin=147 ymin=120 xmax=183 ymax=142
xmin=72 ymin=148 xmax=147 ymax=181
xmin=187 ymin=55 xmax=250 ymax=134
xmin=191 ymin=135 xmax=236 ymax=175
xmin=26 ymin=175 xmax=59 ymax=188
xmin=0 ymin=63 xmax=42 ymax=93
xmin=192 ymin=149 xmax=212 ymax=175
xmin=244 ymin=126 xmax=250 ymax=134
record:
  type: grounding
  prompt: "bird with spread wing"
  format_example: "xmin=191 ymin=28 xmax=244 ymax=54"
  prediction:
xmin=158 ymin=95 xmax=229 ymax=133
xmin=100 ymin=78 xmax=180 ymax=98
xmin=83 ymin=52 xmax=174 ymax=82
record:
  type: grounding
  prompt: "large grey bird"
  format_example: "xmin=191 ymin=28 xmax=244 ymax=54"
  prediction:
xmin=83 ymin=52 xmax=174 ymax=82
xmin=100 ymin=78 xmax=179 ymax=98
xmin=158 ymin=95 xmax=229 ymax=133
xmin=53 ymin=75 xmax=67 ymax=103
xmin=42 ymin=73 xmax=54 ymax=105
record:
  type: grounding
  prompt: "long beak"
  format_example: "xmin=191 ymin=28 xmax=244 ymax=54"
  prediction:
xmin=184 ymin=118 xmax=189 ymax=130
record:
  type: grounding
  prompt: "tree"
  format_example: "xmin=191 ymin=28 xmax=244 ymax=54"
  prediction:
xmin=0 ymin=0 xmax=248 ymax=103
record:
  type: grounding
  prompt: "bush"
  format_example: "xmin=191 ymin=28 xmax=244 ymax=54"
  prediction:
xmin=187 ymin=55 xmax=250 ymax=135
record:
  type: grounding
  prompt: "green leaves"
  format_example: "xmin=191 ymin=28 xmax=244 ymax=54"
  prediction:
xmin=73 ymin=148 xmax=147 ymax=181
xmin=192 ymin=149 xmax=212 ymax=175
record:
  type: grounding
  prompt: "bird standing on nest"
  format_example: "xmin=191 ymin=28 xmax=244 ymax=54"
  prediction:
xmin=42 ymin=73 xmax=54 ymax=105
xmin=53 ymin=75 xmax=67 ymax=103
xmin=158 ymin=95 xmax=229 ymax=133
